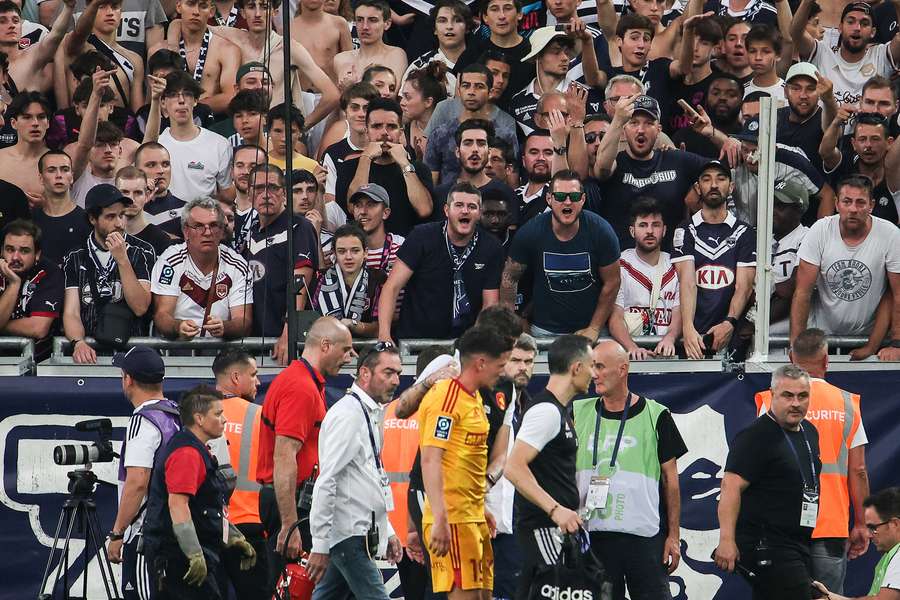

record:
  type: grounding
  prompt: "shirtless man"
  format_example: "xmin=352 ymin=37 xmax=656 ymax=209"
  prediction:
xmin=0 ymin=91 xmax=51 ymax=199
xmin=0 ymin=0 xmax=73 ymax=97
xmin=291 ymin=0 xmax=351 ymax=88
xmin=55 ymin=0 xmax=145 ymax=112
xmin=165 ymin=0 xmax=241 ymax=114
xmin=210 ymin=0 xmax=246 ymax=27
xmin=214 ymin=0 xmax=338 ymax=128
xmin=596 ymin=0 xmax=695 ymax=63
xmin=333 ymin=0 xmax=406 ymax=89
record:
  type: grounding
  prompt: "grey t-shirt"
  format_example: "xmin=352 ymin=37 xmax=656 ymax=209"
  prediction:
xmin=423 ymin=116 xmax=519 ymax=186
xmin=797 ymin=214 xmax=900 ymax=335
xmin=71 ymin=0 xmax=167 ymax=58
xmin=424 ymin=97 xmax=519 ymax=149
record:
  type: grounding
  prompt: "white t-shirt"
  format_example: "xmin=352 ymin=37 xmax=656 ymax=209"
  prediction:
xmin=744 ymin=78 xmax=786 ymax=106
xmin=770 ymin=224 xmax=808 ymax=334
xmin=517 ymin=403 xmax=562 ymax=451
xmin=71 ymin=169 xmax=115 ymax=209
xmin=119 ymin=399 xmax=164 ymax=542
xmin=807 ymin=39 xmax=897 ymax=105
xmin=159 ymin=127 xmax=233 ymax=201
xmin=883 ymin=547 xmax=900 ymax=589
xmin=797 ymin=215 xmax=900 ymax=335
xmin=615 ymin=248 xmax=680 ymax=335
xmin=150 ymin=243 xmax=253 ymax=338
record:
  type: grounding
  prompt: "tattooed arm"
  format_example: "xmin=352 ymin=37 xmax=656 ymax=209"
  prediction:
xmin=500 ymin=258 xmax=526 ymax=308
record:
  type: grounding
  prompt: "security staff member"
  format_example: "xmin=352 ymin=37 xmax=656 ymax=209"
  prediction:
xmin=143 ymin=386 xmax=257 ymax=599
xmin=211 ymin=349 xmax=268 ymax=599
xmin=505 ymin=335 xmax=593 ymax=600
xmin=107 ymin=346 xmax=181 ymax=600
xmin=715 ymin=364 xmax=823 ymax=600
xmin=756 ymin=329 xmax=870 ymax=595
xmin=256 ymin=316 xmax=356 ymax=588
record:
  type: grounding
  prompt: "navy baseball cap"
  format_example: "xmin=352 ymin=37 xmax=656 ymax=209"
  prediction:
xmin=734 ymin=118 xmax=760 ymax=142
xmin=632 ymin=95 xmax=660 ymax=122
xmin=701 ymin=159 xmax=732 ymax=180
xmin=112 ymin=346 xmax=165 ymax=384
xmin=841 ymin=1 xmax=871 ymax=20
xmin=85 ymin=184 xmax=132 ymax=213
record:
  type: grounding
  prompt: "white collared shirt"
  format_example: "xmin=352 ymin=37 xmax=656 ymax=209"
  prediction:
xmin=310 ymin=383 xmax=395 ymax=554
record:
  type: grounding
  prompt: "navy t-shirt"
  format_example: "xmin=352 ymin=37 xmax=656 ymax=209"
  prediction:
xmin=31 ymin=206 xmax=93 ymax=269
xmin=395 ymin=222 xmax=504 ymax=339
xmin=671 ymin=211 xmax=756 ymax=333
xmin=605 ymin=59 xmax=676 ymax=127
xmin=509 ymin=210 xmax=620 ymax=333
xmin=598 ymin=149 xmax=708 ymax=250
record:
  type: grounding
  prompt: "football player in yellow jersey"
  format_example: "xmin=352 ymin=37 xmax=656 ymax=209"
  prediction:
xmin=418 ymin=325 xmax=513 ymax=600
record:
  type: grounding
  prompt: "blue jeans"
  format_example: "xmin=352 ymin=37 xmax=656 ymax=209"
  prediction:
xmin=311 ymin=536 xmax=388 ymax=600
xmin=810 ymin=538 xmax=848 ymax=595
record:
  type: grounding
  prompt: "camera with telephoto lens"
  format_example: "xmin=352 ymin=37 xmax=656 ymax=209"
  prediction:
xmin=53 ymin=418 xmax=116 ymax=466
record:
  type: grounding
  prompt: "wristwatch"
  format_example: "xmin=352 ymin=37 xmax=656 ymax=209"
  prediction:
xmin=889 ymin=339 xmax=900 ymax=349
xmin=108 ymin=530 xmax=124 ymax=541
xmin=552 ymin=146 xmax=566 ymax=155
xmin=724 ymin=316 xmax=739 ymax=328
xmin=402 ymin=163 xmax=416 ymax=174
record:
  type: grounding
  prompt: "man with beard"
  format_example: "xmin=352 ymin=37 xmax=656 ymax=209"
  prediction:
xmin=502 ymin=170 xmax=620 ymax=339
xmin=485 ymin=139 xmax=518 ymax=188
xmin=336 ymin=98 xmax=433 ymax=235
xmin=820 ymin=112 xmax=900 ymax=225
xmin=608 ymin=197 xmax=681 ymax=360
xmin=792 ymin=0 xmax=900 ymax=106
xmin=594 ymin=95 xmax=711 ymax=250
xmin=713 ymin=19 xmax=752 ymax=83
xmin=151 ymin=197 xmax=253 ymax=342
xmin=672 ymin=161 xmax=756 ymax=360
xmin=62 ymin=184 xmax=155 ymax=364
xmin=425 ymin=66 xmax=519 ymax=186
xmin=377 ymin=182 xmax=504 ymax=341
xmin=777 ymin=63 xmax=837 ymax=176
xmin=432 ymin=119 xmax=518 ymax=214
xmin=231 ymin=144 xmax=266 ymax=254
xmin=714 ymin=365 xmax=820 ymax=600
xmin=791 ymin=175 xmax=900 ymax=361
xmin=732 ymin=117 xmax=832 ymax=225
xmin=672 ymin=74 xmax=743 ymax=158
xmin=244 ymin=163 xmax=319 ymax=365
xmin=0 ymin=219 xmax=63 ymax=340
xmin=516 ymin=130 xmax=564 ymax=224
xmin=135 ymin=142 xmax=187 ymax=239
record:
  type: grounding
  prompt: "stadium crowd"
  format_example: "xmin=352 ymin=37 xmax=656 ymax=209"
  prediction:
xmin=0 ymin=0 xmax=897 ymax=364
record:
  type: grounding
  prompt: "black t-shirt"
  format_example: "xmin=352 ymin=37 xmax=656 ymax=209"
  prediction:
xmin=432 ymin=179 xmax=519 ymax=219
xmin=776 ymin=106 xmax=826 ymax=176
xmin=725 ymin=415 xmax=822 ymax=550
xmin=334 ymin=158 xmax=434 ymax=237
xmin=394 ymin=222 xmax=504 ymax=339
xmin=31 ymin=205 xmax=93 ymax=269
xmin=455 ymin=37 xmax=533 ymax=105
xmin=669 ymin=72 xmax=716 ymax=135
xmin=509 ymin=210 xmax=620 ymax=333
xmin=671 ymin=126 xmax=741 ymax=159
xmin=599 ymin=149 xmax=708 ymax=249
xmin=606 ymin=59 xmax=676 ymax=127
xmin=711 ymin=61 xmax=753 ymax=87
xmin=133 ymin=223 xmax=173 ymax=257
xmin=0 ymin=180 xmax=30 ymax=232
xmin=514 ymin=390 xmax=580 ymax=530
xmin=874 ymin=0 xmax=899 ymax=44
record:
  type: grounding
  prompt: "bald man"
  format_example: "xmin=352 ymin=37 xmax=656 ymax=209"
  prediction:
xmin=256 ymin=316 xmax=357 ymax=589
xmin=572 ymin=341 xmax=687 ymax=600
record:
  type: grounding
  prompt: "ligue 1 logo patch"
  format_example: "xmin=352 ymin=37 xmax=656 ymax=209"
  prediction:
xmin=434 ymin=415 xmax=453 ymax=441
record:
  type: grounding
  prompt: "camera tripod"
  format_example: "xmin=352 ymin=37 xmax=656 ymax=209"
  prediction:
xmin=38 ymin=468 xmax=121 ymax=600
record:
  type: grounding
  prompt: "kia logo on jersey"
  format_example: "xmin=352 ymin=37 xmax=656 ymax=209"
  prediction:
xmin=695 ymin=265 xmax=735 ymax=289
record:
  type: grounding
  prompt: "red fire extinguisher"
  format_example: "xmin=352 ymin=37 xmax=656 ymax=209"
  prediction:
xmin=273 ymin=522 xmax=315 ymax=600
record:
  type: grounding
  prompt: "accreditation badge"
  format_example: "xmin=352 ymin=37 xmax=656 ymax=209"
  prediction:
xmin=800 ymin=487 xmax=819 ymax=528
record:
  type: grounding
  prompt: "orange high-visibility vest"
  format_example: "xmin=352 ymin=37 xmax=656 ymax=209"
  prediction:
xmin=222 ymin=395 xmax=263 ymax=525
xmin=381 ymin=400 xmax=420 ymax=546
xmin=755 ymin=378 xmax=863 ymax=539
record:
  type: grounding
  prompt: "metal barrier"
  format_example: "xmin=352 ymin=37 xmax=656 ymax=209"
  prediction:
xmin=24 ymin=334 xmax=895 ymax=379
xmin=0 ymin=337 xmax=35 ymax=375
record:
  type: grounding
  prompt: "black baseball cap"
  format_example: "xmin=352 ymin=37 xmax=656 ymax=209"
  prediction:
xmin=841 ymin=2 xmax=872 ymax=20
xmin=112 ymin=346 xmax=165 ymax=384
xmin=85 ymin=184 xmax=132 ymax=213
xmin=734 ymin=118 xmax=760 ymax=143
xmin=700 ymin=159 xmax=732 ymax=180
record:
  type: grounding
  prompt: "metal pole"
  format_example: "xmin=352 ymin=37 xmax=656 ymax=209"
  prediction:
xmin=282 ymin=0 xmax=297 ymax=362
xmin=749 ymin=96 xmax=777 ymax=362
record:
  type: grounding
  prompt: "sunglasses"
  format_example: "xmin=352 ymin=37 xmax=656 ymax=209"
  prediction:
xmin=550 ymin=191 xmax=584 ymax=203
xmin=584 ymin=132 xmax=604 ymax=144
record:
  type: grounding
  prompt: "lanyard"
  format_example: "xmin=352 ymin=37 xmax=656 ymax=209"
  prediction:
xmin=775 ymin=415 xmax=817 ymax=492
xmin=297 ymin=358 xmax=325 ymax=399
xmin=349 ymin=391 xmax=383 ymax=471
xmin=591 ymin=395 xmax=633 ymax=469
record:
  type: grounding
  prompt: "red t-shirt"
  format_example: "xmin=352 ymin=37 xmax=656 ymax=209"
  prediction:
xmin=256 ymin=359 xmax=326 ymax=485
xmin=165 ymin=446 xmax=207 ymax=496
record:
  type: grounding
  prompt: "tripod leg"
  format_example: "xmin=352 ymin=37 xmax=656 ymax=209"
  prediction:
xmin=39 ymin=504 xmax=71 ymax=597
xmin=84 ymin=504 xmax=122 ymax=600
